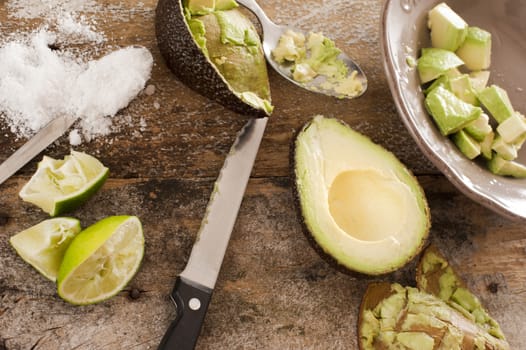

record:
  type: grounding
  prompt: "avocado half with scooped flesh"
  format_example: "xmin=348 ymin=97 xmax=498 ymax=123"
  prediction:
xmin=416 ymin=245 xmax=507 ymax=341
xmin=292 ymin=116 xmax=430 ymax=275
xmin=155 ymin=0 xmax=272 ymax=117
xmin=358 ymin=246 xmax=510 ymax=349
xmin=358 ymin=282 xmax=510 ymax=350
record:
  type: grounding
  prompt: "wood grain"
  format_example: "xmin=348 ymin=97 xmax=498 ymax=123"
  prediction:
xmin=0 ymin=0 xmax=525 ymax=349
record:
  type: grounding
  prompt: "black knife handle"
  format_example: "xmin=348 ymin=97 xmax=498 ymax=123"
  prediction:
xmin=158 ymin=276 xmax=213 ymax=350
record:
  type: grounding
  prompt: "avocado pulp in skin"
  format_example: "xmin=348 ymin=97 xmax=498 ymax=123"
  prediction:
xmin=185 ymin=2 xmax=273 ymax=114
xmin=293 ymin=116 xmax=430 ymax=275
xmin=359 ymin=246 xmax=510 ymax=350
xmin=416 ymin=246 xmax=507 ymax=341
xmin=359 ymin=283 xmax=510 ymax=350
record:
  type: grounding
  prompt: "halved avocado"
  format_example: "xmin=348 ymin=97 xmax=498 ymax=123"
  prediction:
xmin=292 ymin=116 xmax=430 ymax=275
xmin=155 ymin=0 xmax=272 ymax=117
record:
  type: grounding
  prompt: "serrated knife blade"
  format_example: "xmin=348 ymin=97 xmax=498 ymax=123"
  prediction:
xmin=158 ymin=117 xmax=268 ymax=350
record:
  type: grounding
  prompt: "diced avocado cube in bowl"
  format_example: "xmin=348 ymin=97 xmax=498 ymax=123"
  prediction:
xmin=477 ymin=85 xmax=515 ymax=123
xmin=491 ymin=134 xmax=518 ymax=161
xmin=452 ymin=130 xmax=481 ymax=160
xmin=480 ymin=131 xmax=495 ymax=160
xmin=425 ymin=86 xmax=482 ymax=136
xmin=456 ymin=26 xmax=492 ymax=71
xmin=464 ymin=113 xmax=492 ymax=142
xmin=417 ymin=48 xmax=464 ymax=84
xmin=448 ymin=74 xmax=479 ymax=105
xmin=469 ymin=70 xmax=491 ymax=92
xmin=427 ymin=2 xmax=468 ymax=51
xmin=496 ymin=112 xmax=526 ymax=143
xmin=488 ymin=156 xmax=526 ymax=178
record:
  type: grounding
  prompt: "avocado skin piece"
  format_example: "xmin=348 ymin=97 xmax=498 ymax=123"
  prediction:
xmin=155 ymin=0 xmax=269 ymax=118
xmin=290 ymin=116 xmax=430 ymax=277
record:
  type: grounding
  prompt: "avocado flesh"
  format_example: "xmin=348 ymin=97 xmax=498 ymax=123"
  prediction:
xmin=416 ymin=246 xmax=507 ymax=341
xmin=293 ymin=116 xmax=429 ymax=275
xmin=452 ymin=130 xmax=481 ymax=160
xmin=359 ymin=282 xmax=510 ymax=350
xmin=456 ymin=26 xmax=492 ymax=71
xmin=186 ymin=5 xmax=272 ymax=114
xmin=477 ymin=85 xmax=514 ymax=124
xmin=425 ymin=86 xmax=482 ymax=136
xmin=272 ymin=31 xmax=364 ymax=98
xmin=487 ymin=156 xmax=526 ymax=178
xmin=417 ymin=48 xmax=463 ymax=84
xmin=427 ymin=2 xmax=467 ymax=51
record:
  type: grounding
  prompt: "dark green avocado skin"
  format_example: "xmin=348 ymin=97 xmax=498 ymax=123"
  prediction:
xmin=155 ymin=0 xmax=268 ymax=118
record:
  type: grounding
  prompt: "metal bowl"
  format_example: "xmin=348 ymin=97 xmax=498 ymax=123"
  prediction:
xmin=381 ymin=0 xmax=526 ymax=220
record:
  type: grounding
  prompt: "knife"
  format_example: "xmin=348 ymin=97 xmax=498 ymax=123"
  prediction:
xmin=0 ymin=114 xmax=78 ymax=185
xmin=157 ymin=116 xmax=268 ymax=350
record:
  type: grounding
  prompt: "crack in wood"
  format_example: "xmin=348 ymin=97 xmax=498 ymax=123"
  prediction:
xmin=29 ymin=335 xmax=45 ymax=350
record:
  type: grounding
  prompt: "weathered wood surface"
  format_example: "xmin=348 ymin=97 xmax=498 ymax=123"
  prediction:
xmin=0 ymin=0 xmax=525 ymax=349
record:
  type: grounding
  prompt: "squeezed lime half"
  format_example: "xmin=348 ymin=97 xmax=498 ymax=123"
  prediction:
xmin=10 ymin=217 xmax=82 ymax=282
xmin=57 ymin=216 xmax=144 ymax=305
xmin=19 ymin=151 xmax=109 ymax=216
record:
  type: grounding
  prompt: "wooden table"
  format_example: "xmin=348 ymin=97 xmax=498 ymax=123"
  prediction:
xmin=1 ymin=0 xmax=525 ymax=349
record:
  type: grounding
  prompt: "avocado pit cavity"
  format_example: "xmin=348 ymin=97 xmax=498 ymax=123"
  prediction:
xmin=328 ymin=169 xmax=410 ymax=242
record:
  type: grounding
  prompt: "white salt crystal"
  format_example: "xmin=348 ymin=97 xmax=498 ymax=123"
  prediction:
xmin=69 ymin=129 xmax=82 ymax=145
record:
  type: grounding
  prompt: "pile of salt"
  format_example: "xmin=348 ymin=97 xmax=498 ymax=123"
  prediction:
xmin=0 ymin=0 xmax=154 ymax=145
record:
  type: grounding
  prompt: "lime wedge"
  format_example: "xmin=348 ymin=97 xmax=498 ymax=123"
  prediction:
xmin=19 ymin=151 xmax=109 ymax=216
xmin=57 ymin=216 xmax=144 ymax=305
xmin=9 ymin=217 xmax=82 ymax=282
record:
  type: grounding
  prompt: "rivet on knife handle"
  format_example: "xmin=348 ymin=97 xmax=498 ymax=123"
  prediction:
xmin=157 ymin=277 xmax=213 ymax=350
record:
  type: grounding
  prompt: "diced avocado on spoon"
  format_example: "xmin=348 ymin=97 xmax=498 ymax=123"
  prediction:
xmin=155 ymin=0 xmax=272 ymax=117
xmin=292 ymin=116 xmax=430 ymax=275
xmin=236 ymin=0 xmax=367 ymax=99
xmin=418 ymin=2 xmax=526 ymax=178
xmin=358 ymin=245 xmax=510 ymax=350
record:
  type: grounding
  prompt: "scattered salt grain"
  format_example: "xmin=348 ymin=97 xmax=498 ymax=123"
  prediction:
xmin=153 ymin=101 xmax=161 ymax=110
xmin=57 ymin=12 xmax=105 ymax=44
xmin=139 ymin=117 xmax=147 ymax=131
xmin=144 ymin=84 xmax=156 ymax=96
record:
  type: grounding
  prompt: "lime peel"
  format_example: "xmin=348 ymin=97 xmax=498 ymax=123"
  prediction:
xmin=57 ymin=215 xmax=144 ymax=305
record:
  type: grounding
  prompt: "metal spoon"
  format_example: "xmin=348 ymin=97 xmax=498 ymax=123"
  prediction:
xmin=236 ymin=0 xmax=367 ymax=99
